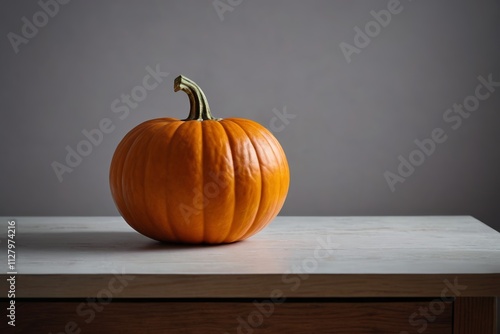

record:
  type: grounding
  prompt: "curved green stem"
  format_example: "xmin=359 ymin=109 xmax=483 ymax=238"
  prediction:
xmin=174 ymin=75 xmax=220 ymax=121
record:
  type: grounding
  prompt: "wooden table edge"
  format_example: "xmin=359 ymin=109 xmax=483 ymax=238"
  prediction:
xmin=5 ymin=273 xmax=500 ymax=298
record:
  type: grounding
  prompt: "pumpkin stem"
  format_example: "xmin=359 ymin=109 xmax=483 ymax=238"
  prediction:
xmin=174 ymin=75 xmax=220 ymax=121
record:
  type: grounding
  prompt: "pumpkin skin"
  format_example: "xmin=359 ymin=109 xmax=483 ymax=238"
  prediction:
xmin=109 ymin=76 xmax=289 ymax=244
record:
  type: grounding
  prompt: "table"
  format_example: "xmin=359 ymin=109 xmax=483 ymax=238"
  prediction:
xmin=1 ymin=216 xmax=499 ymax=333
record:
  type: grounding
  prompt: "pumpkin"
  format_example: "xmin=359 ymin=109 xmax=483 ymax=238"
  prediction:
xmin=109 ymin=75 xmax=290 ymax=244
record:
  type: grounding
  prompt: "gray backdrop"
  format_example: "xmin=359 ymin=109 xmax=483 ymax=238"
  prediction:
xmin=1 ymin=0 xmax=500 ymax=234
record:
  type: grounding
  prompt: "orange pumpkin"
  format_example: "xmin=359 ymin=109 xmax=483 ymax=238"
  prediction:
xmin=109 ymin=75 xmax=290 ymax=244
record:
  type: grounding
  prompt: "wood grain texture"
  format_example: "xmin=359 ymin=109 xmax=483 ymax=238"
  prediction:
xmin=0 ymin=216 xmax=499 ymax=298
xmin=11 ymin=274 xmax=500 ymax=298
xmin=454 ymin=297 xmax=497 ymax=334
xmin=4 ymin=299 xmax=452 ymax=334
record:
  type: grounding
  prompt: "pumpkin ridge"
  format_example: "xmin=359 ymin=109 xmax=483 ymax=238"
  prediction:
xmin=146 ymin=121 xmax=182 ymax=241
xmin=117 ymin=123 xmax=158 ymax=235
xmin=220 ymin=119 xmax=261 ymax=242
xmin=140 ymin=124 xmax=163 ymax=238
xmin=266 ymin=129 xmax=290 ymax=216
xmin=110 ymin=124 xmax=144 ymax=222
xmin=216 ymin=120 xmax=238 ymax=243
xmin=236 ymin=119 xmax=288 ymax=237
xmin=226 ymin=119 xmax=265 ymax=240
xmin=163 ymin=121 xmax=189 ymax=242
xmin=200 ymin=121 xmax=205 ymax=243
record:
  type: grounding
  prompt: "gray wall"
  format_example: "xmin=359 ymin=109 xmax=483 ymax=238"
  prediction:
xmin=1 ymin=0 xmax=500 ymax=234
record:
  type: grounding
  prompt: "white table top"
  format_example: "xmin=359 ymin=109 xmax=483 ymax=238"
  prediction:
xmin=2 ymin=216 xmax=499 ymax=298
